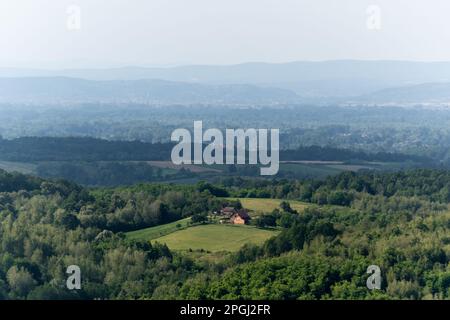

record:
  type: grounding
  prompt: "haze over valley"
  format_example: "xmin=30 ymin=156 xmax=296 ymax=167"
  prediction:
xmin=2 ymin=0 xmax=450 ymax=303
xmin=3 ymin=60 xmax=450 ymax=105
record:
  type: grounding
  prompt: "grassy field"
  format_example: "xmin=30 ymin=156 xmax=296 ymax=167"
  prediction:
xmin=126 ymin=217 xmax=191 ymax=241
xmin=227 ymin=197 xmax=308 ymax=214
xmin=0 ymin=161 xmax=36 ymax=174
xmin=278 ymin=162 xmax=344 ymax=179
xmin=147 ymin=161 xmax=221 ymax=173
xmin=152 ymin=224 xmax=279 ymax=252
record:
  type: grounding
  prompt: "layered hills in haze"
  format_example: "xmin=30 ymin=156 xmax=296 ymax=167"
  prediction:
xmin=1 ymin=60 xmax=450 ymax=105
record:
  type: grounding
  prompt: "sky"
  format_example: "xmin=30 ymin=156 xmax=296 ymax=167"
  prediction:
xmin=0 ymin=0 xmax=449 ymax=68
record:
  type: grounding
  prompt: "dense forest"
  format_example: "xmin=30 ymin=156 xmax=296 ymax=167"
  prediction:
xmin=219 ymin=170 xmax=450 ymax=204
xmin=0 ymin=136 xmax=433 ymax=187
xmin=4 ymin=104 xmax=450 ymax=160
xmin=0 ymin=136 xmax=427 ymax=163
xmin=1 ymin=168 xmax=450 ymax=299
xmin=35 ymin=161 xmax=196 ymax=186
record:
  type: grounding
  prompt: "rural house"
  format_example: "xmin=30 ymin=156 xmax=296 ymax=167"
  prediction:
xmin=230 ymin=209 xmax=251 ymax=225
xmin=220 ymin=207 xmax=237 ymax=217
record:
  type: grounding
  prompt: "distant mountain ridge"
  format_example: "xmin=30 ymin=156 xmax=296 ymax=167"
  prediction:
xmin=353 ymin=82 xmax=450 ymax=105
xmin=3 ymin=60 xmax=450 ymax=98
xmin=0 ymin=77 xmax=300 ymax=104
xmin=2 ymin=61 xmax=450 ymax=105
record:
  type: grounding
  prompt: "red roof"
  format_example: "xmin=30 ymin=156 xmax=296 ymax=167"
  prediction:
xmin=234 ymin=209 xmax=250 ymax=220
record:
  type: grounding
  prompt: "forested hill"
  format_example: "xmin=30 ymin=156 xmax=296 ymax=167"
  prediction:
xmin=0 ymin=77 xmax=300 ymax=105
xmin=0 ymin=137 xmax=431 ymax=163
xmin=0 ymin=137 xmax=173 ymax=161
xmin=280 ymin=146 xmax=430 ymax=163
xmin=0 ymin=169 xmax=43 ymax=192
xmin=1 ymin=168 xmax=450 ymax=299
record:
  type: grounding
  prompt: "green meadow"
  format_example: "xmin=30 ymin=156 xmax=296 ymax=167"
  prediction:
xmin=151 ymin=224 xmax=279 ymax=252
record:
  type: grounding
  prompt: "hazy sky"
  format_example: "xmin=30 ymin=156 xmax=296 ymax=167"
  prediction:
xmin=0 ymin=0 xmax=449 ymax=68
